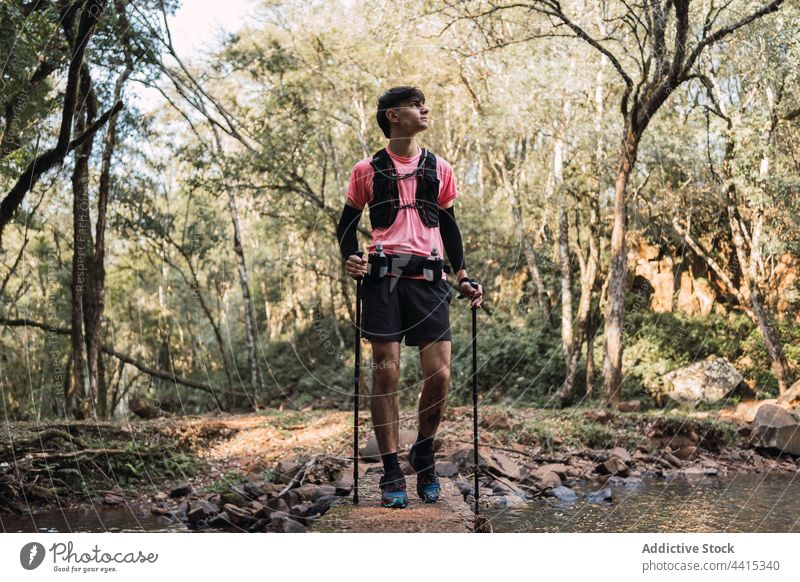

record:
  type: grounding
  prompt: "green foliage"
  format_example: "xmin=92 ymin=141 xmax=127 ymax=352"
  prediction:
xmin=622 ymin=311 xmax=800 ymax=399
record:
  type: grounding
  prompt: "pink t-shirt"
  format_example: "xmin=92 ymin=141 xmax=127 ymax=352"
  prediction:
xmin=347 ymin=146 xmax=458 ymax=281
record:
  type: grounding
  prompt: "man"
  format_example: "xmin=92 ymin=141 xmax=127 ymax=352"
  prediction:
xmin=335 ymin=86 xmax=483 ymax=509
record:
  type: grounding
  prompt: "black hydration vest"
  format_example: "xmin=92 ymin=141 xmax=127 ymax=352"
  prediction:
xmin=368 ymin=148 xmax=440 ymax=229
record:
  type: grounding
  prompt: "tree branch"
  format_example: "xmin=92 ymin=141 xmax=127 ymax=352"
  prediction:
xmin=0 ymin=317 xmax=219 ymax=395
xmin=681 ymin=0 xmax=785 ymax=79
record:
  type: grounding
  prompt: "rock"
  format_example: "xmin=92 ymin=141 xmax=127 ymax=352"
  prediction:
xmin=187 ymin=506 xmax=209 ymax=527
xmin=243 ymin=482 xmax=266 ymax=499
xmin=621 ymin=476 xmax=644 ymax=488
xmin=305 ymin=495 xmax=338 ymax=517
xmin=492 ymin=478 xmax=526 ymax=495
xmin=275 ymin=456 xmax=309 ymax=484
xmin=489 ymin=451 xmax=521 ymax=478
xmin=596 ymin=456 xmax=628 ymax=476
xmin=270 ymin=513 xmax=305 ymax=533
xmin=491 ymin=481 xmax=512 ymax=495
xmin=490 ymin=495 xmax=527 ymax=508
xmin=102 ymin=492 xmax=125 ymax=506
xmin=435 ymin=461 xmax=459 ymax=477
xmin=294 ymin=483 xmax=319 ymax=500
xmin=720 ymin=399 xmax=778 ymax=424
xmin=220 ymin=489 xmax=248 ymax=507
xmin=750 ymin=403 xmax=800 ymax=456
xmin=129 ymin=395 xmax=163 ymax=419
xmin=279 ymin=488 xmax=302 ymax=508
xmin=150 ymin=505 xmax=172 ymax=517
xmin=333 ymin=473 xmax=353 ymax=496
xmin=453 ymin=480 xmax=473 ymax=497
xmin=223 ymin=503 xmax=257 ymax=528
xmin=289 ymin=501 xmax=314 ymax=519
xmin=533 ymin=463 xmax=569 ymax=479
xmin=609 ymin=447 xmax=632 ymax=463
xmin=585 ymin=486 xmax=613 ymax=503
xmin=248 ymin=519 xmax=269 ymax=532
xmin=661 ymin=451 xmax=683 ymax=468
xmin=661 ymin=356 xmax=743 ymax=406
xmin=777 ymin=380 xmax=800 ymax=409
xmin=550 ymin=486 xmax=579 ymax=502
xmin=359 ymin=430 xmax=419 ymax=461
xmin=265 ymin=497 xmax=291 ymax=515
xmin=673 ymin=445 xmax=697 ymax=460
xmin=538 ymin=471 xmax=562 ymax=489
xmin=208 ymin=513 xmax=233 ymax=529
xmin=450 ymin=446 xmax=521 ymax=479
xmin=169 ymin=482 xmax=192 ymax=498
xmin=311 ymin=485 xmax=337 ymax=500
xmin=583 ymin=410 xmax=613 ymax=424
xmin=261 ymin=483 xmax=285 ymax=496
xmin=480 ymin=411 xmax=512 ymax=430
xmin=617 ymin=400 xmax=641 ymax=413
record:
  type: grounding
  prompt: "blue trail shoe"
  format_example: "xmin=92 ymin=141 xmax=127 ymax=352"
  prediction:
xmin=379 ymin=474 xmax=408 ymax=508
xmin=408 ymin=443 xmax=441 ymax=503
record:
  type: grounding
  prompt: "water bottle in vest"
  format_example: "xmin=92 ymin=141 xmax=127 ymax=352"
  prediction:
xmin=368 ymin=242 xmax=388 ymax=280
xmin=423 ymin=247 xmax=441 ymax=282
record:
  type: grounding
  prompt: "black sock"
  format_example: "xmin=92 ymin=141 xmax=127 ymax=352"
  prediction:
xmin=414 ymin=433 xmax=435 ymax=457
xmin=381 ymin=452 xmax=403 ymax=481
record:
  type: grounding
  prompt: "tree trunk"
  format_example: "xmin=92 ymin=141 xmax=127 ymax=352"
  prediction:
xmin=602 ymin=126 xmax=640 ymax=406
xmin=511 ymin=190 xmax=549 ymax=318
xmin=557 ymin=197 xmax=574 ymax=403
xmin=92 ymin=6 xmax=133 ymax=417
xmin=209 ymin=125 xmax=264 ymax=409
xmin=585 ymin=306 xmax=596 ymax=398
xmin=68 ymin=71 xmax=95 ymax=420
xmin=226 ymin=184 xmax=263 ymax=408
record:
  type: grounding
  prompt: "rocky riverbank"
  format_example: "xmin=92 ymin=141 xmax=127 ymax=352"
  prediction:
xmin=2 ymin=403 xmax=799 ymax=532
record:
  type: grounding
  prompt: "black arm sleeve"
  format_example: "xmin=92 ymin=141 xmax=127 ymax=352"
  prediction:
xmin=336 ymin=203 xmax=362 ymax=261
xmin=439 ymin=205 xmax=466 ymax=272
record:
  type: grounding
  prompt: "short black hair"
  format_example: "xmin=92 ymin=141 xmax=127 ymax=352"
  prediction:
xmin=376 ymin=86 xmax=426 ymax=139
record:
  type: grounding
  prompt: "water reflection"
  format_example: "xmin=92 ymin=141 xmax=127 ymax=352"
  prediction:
xmin=487 ymin=474 xmax=800 ymax=533
xmin=0 ymin=504 xmax=187 ymax=533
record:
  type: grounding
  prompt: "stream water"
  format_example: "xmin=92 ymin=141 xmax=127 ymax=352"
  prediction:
xmin=3 ymin=473 xmax=800 ymax=532
xmin=485 ymin=473 xmax=800 ymax=533
xmin=0 ymin=504 xmax=188 ymax=533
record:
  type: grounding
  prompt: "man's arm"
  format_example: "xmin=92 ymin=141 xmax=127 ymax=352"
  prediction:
xmin=336 ymin=199 xmax=362 ymax=261
xmin=439 ymin=199 xmax=467 ymax=280
xmin=440 ymin=199 xmax=483 ymax=307
xmin=336 ymin=198 xmax=367 ymax=278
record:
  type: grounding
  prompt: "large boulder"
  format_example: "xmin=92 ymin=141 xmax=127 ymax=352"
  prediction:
xmin=661 ymin=356 xmax=743 ymax=406
xmin=450 ymin=446 xmax=522 ymax=479
xmin=750 ymin=404 xmax=800 ymax=456
xmin=776 ymin=380 xmax=800 ymax=410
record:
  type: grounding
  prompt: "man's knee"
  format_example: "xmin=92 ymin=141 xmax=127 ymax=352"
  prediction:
xmin=371 ymin=342 xmax=401 ymax=394
xmin=425 ymin=365 xmax=450 ymax=391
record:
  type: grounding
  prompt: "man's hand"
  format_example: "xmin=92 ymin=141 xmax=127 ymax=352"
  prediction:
xmin=458 ymin=279 xmax=483 ymax=309
xmin=346 ymin=253 xmax=367 ymax=279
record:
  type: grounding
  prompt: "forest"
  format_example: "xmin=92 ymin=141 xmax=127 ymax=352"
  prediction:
xmin=1 ymin=0 xmax=799 ymax=422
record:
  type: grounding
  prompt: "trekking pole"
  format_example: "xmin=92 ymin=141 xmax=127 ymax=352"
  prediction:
xmin=353 ymin=250 xmax=364 ymax=505
xmin=457 ymin=279 xmax=482 ymax=515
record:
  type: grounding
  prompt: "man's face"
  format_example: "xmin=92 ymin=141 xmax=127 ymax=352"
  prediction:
xmin=388 ymin=96 xmax=429 ymax=135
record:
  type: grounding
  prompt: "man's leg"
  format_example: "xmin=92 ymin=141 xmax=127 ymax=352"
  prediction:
xmin=417 ymin=340 xmax=452 ymax=438
xmin=407 ymin=339 xmax=450 ymax=503
xmin=369 ymin=339 xmax=408 ymax=507
xmin=369 ymin=339 xmax=401 ymax=456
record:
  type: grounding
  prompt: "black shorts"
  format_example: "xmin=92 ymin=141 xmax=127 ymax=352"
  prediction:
xmin=360 ymin=276 xmax=452 ymax=346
